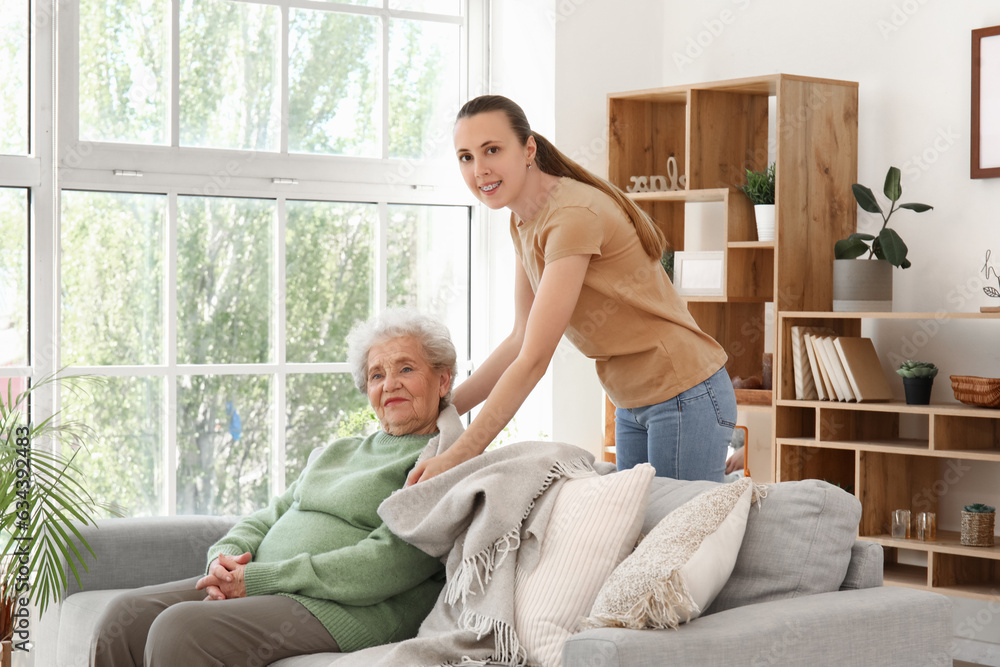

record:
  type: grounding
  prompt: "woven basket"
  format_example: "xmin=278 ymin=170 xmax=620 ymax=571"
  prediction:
xmin=950 ymin=375 xmax=1000 ymax=409
xmin=961 ymin=510 xmax=996 ymax=547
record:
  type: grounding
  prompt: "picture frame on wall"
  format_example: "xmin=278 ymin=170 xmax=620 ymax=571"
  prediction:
xmin=672 ymin=251 xmax=724 ymax=297
xmin=972 ymin=25 xmax=1000 ymax=179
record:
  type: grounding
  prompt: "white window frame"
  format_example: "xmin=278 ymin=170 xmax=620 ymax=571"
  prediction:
xmin=13 ymin=0 xmax=493 ymax=515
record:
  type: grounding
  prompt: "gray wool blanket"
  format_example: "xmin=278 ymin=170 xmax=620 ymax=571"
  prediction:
xmin=332 ymin=405 xmax=603 ymax=666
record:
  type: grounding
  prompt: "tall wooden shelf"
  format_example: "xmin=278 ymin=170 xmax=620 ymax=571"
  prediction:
xmin=602 ymin=73 xmax=859 ymax=463
xmin=775 ymin=310 xmax=1000 ymax=601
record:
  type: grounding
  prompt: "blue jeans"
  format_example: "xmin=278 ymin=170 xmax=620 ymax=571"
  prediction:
xmin=614 ymin=366 xmax=736 ymax=482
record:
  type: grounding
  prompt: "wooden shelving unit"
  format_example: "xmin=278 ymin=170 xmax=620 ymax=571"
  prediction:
xmin=602 ymin=74 xmax=860 ymax=464
xmin=775 ymin=310 xmax=1000 ymax=601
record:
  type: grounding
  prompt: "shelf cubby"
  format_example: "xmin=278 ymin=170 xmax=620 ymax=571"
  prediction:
xmin=883 ymin=547 xmax=931 ymax=589
xmin=933 ymin=552 xmax=1000 ymax=600
xmin=858 ymin=451 xmax=939 ymax=537
xmin=778 ymin=442 xmax=854 ymax=491
xmin=932 ymin=414 xmax=1000 ymax=457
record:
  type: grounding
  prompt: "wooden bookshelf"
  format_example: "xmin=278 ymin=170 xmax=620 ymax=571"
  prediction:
xmin=776 ymin=310 xmax=1000 ymax=601
xmin=602 ymin=74 xmax=859 ymax=463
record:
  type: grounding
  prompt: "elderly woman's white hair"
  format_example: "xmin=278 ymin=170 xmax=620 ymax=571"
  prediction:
xmin=346 ymin=309 xmax=458 ymax=411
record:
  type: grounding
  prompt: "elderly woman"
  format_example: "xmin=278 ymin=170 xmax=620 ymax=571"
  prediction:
xmin=94 ymin=310 xmax=457 ymax=665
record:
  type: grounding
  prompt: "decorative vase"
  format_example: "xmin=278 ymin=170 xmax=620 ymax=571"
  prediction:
xmin=832 ymin=259 xmax=893 ymax=312
xmin=1 ymin=639 xmax=9 ymax=667
xmin=961 ymin=510 xmax=996 ymax=547
xmin=902 ymin=377 xmax=934 ymax=405
xmin=753 ymin=204 xmax=775 ymax=242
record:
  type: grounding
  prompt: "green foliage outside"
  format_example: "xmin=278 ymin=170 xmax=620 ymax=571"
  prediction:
xmin=0 ymin=0 xmax=28 ymax=155
xmin=0 ymin=189 xmax=27 ymax=367
xmin=0 ymin=2 xmax=468 ymax=518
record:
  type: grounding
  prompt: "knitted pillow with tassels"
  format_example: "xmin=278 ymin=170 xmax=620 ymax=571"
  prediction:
xmin=582 ymin=476 xmax=760 ymax=630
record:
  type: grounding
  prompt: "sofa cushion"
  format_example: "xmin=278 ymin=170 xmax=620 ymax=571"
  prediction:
xmin=642 ymin=477 xmax=862 ymax=615
xmin=584 ymin=476 xmax=754 ymax=630
xmin=513 ymin=464 xmax=654 ymax=667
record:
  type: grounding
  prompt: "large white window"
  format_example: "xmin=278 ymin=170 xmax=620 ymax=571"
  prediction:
xmin=2 ymin=0 xmax=486 ymax=517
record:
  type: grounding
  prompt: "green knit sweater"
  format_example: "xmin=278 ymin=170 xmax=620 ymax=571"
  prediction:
xmin=206 ymin=430 xmax=445 ymax=652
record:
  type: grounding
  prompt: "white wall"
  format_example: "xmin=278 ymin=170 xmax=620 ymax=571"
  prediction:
xmin=552 ymin=0 xmax=1000 ymax=658
xmin=483 ymin=0 xmax=560 ymax=445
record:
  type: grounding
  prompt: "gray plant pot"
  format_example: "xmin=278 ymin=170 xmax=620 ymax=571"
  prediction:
xmin=832 ymin=259 xmax=893 ymax=312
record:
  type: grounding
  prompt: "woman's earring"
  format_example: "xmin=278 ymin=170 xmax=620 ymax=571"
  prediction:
xmin=527 ymin=162 xmax=533 ymax=170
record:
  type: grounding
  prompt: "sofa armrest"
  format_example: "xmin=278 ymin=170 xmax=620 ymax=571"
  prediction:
xmin=563 ymin=587 xmax=952 ymax=667
xmin=840 ymin=540 xmax=884 ymax=590
xmin=65 ymin=515 xmax=239 ymax=595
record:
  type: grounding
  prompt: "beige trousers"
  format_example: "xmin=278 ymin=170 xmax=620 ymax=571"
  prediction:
xmin=91 ymin=576 xmax=341 ymax=666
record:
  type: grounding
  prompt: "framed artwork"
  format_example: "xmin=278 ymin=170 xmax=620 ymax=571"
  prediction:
xmin=673 ymin=251 xmax=724 ymax=297
xmin=972 ymin=25 xmax=1000 ymax=179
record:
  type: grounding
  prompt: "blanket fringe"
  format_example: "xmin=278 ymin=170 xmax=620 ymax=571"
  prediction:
xmin=445 ymin=527 xmax=521 ymax=606
xmin=457 ymin=609 xmax=527 ymax=667
xmin=444 ymin=456 xmax=596 ymax=606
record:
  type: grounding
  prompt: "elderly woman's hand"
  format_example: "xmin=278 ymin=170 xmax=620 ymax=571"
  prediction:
xmin=196 ymin=552 xmax=251 ymax=601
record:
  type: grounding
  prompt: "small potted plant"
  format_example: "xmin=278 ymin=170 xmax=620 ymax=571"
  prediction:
xmin=737 ymin=163 xmax=775 ymax=242
xmin=832 ymin=166 xmax=933 ymax=311
xmin=961 ymin=503 xmax=995 ymax=547
xmin=896 ymin=360 xmax=938 ymax=405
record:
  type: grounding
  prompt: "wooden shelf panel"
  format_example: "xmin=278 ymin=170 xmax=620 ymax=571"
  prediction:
xmin=868 ymin=532 xmax=1000 ymax=560
xmin=780 ymin=311 xmax=1000 ymax=320
xmin=607 ymin=73 xmax=859 ymax=103
xmin=735 ymin=389 xmax=772 ymax=406
xmin=778 ymin=437 xmax=929 ymax=455
xmin=627 ymin=188 xmax=728 ymax=203
xmin=728 ymin=241 xmax=775 ymax=249
xmin=783 ymin=440 xmax=1000 ymax=461
xmin=776 ymin=399 xmax=1000 ymax=417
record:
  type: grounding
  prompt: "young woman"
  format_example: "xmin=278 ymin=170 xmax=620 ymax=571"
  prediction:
xmin=407 ymin=95 xmax=736 ymax=484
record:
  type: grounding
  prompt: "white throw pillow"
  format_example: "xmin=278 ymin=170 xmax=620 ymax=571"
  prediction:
xmin=513 ymin=463 xmax=655 ymax=667
xmin=583 ymin=476 xmax=756 ymax=631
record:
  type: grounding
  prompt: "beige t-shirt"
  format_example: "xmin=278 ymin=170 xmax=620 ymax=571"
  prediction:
xmin=511 ymin=177 xmax=728 ymax=409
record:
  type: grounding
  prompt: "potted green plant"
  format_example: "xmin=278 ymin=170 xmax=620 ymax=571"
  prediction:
xmin=961 ymin=503 xmax=995 ymax=547
xmin=832 ymin=166 xmax=933 ymax=311
xmin=896 ymin=360 xmax=938 ymax=405
xmin=0 ymin=372 xmax=105 ymax=653
xmin=737 ymin=163 xmax=775 ymax=242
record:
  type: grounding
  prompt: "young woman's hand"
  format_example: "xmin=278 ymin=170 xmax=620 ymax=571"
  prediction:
xmin=406 ymin=446 xmax=475 ymax=486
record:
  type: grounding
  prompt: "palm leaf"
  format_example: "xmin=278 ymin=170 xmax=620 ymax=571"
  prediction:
xmin=0 ymin=371 xmax=109 ymax=619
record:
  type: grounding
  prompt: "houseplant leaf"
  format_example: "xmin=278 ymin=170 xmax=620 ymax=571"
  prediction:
xmin=0 ymin=372 xmax=108 ymax=620
xmin=851 ymin=184 xmax=883 ymax=215
xmin=834 ymin=236 xmax=872 ymax=260
xmin=883 ymin=166 xmax=902 ymax=202
xmin=898 ymin=202 xmax=933 ymax=213
xmin=877 ymin=228 xmax=909 ymax=268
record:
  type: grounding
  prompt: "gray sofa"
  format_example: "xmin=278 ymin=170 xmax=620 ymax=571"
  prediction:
xmin=38 ymin=476 xmax=953 ymax=667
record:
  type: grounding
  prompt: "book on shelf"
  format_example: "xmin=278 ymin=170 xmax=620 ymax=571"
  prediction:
xmin=833 ymin=337 xmax=893 ymax=402
xmin=818 ymin=336 xmax=856 ymax=401
xmin=804 ymin=333 xmax=835 ymax=401
xmin=813 ymin=336 xmax=850 ymax=401
xmin=796 ymin=334 xmax=891 ymax=403
xmin=791 ymin=326 xmax=835 ymax=399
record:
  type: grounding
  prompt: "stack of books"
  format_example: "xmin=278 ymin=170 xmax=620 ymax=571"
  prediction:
xmin=790 ymin=328 xmax=892 ymax=402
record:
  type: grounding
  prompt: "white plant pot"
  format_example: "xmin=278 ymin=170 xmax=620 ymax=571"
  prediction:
xmin=754 ymin=204 xmax=775 ymax=242
xmin=832 ymin=259 xmax=893 ymax=312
